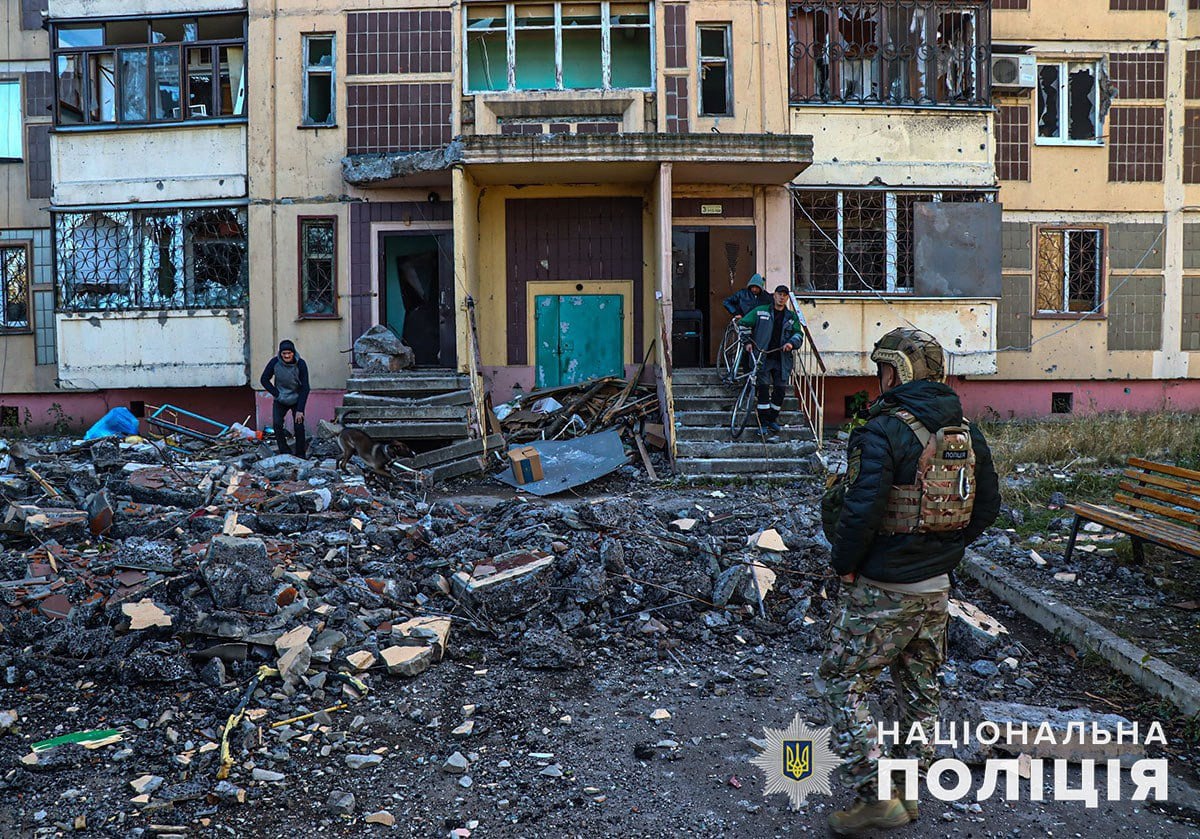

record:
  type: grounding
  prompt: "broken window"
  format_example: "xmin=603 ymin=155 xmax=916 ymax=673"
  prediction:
xmin=464 ymin=1 xmax=653 ymax=93
xmin=299 ymin=217 xmax=337 ymax=317
xmin=55 ymin=207 xmax=248 ymax=312
xmin=52 ymin=14 xmax=246 ymax=126
xmin=698 ymin=24 xmax=732 ymax=116
xmin=0 ymin=244 xmax=30 ymax=331
xmin=0 ymin=80 xmax=20 ymax=160
xmin=302 ymin=34 xmax=335 ymax=126
xmin=787 ymin=1 xmax=989 ymax=107
xmin=1036 ymin=228 xmax=1103 ymax=313
xmin=793 ymin=189 xmax=991 ymax=293
xmin=1037 ymin=61 xmax=1102 ymax=144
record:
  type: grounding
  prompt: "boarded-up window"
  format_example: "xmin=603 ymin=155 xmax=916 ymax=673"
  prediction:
xmin=996 ymin=103 xmax=1030 ymax=181
xmin=1110 ymin=0 xmax=1164 ymax=8
xmin=1108 ymin=105 xmax=1164 ymax=182
xmin=993 ymin=0 xmax=1028 ymax=7
xmin=664 ymin=4 xmax=687 ymax=69
xmin=1188 ymin=50 xmax=1200 ymax=100
xmin=1036 ymin=228 xmax=1103 ymax=314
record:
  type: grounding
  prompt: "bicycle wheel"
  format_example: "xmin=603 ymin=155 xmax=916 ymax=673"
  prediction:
xmin=716 ymin=322 xmax=739 ymax=382
xmin=730 ymin=377 xmax=757 ymax=440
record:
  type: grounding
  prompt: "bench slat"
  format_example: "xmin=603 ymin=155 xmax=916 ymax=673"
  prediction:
xmin=1121 ymin=468 xmax=1200 ymax=497
xmin=1128 ymin=457 xmax=1200 ymax=485
xmin=1069 ymin=503 xmax=1200 ymax=553
xmin=1117 ymin=480 xmax=1200 ymax=514
xmin=1113 ymin=493 xmax=1200 ymax=529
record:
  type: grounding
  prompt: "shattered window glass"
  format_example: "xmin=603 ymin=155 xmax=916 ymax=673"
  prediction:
xmin=56 ymin=208 xmax=248 ymax=312
xmin=1038 ymin=60 xmax=1102 ymax=143
xmin=1036 ymin=228 xmax=1102 ymax=313
xmin=300 ymin=219 xmax=337 ymax=316
xmin=0 ymin=245 xmax=30 ymax=330
xmin=788 ymin=1 xmax=990 ymax=107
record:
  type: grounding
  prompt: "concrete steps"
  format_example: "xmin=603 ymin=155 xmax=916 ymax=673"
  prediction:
xmin=339 ymin=368 xmax=475 ymax=446
xmin=670 ymin=365 xmax=818 ymax=479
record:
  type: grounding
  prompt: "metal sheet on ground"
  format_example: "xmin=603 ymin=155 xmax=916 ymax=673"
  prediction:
xmin=497 ymin=429 xmax=629 ymax=496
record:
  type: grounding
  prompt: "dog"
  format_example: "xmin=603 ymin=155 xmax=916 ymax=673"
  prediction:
xmin=336 ymin=428 xmax=413 ymax=478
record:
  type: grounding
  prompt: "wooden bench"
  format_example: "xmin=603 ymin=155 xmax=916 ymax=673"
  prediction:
xmin=1065 ymin=457 xmax=1200 ymax=563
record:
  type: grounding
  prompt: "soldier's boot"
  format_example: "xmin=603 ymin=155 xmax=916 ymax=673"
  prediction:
xmin=827 ymin=795 xmax=911 ymax=835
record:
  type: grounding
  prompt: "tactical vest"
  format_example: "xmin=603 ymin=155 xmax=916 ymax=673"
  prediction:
xmin=881 ymin=409 xmax=977 ymax=534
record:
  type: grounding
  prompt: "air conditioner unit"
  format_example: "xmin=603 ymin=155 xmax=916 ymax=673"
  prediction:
xmin=991 ymin=54 xmax=1037 ymax=89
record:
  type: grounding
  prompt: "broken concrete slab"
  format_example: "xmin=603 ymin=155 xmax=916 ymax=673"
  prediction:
xmin=200 ymin=537 xmax=275 ymax=611
xmin=345 ymin=650 xmax=376 ymax=672
xmin=753 ymin=529 xmax=788 ymax=552
xmin=277 ymin=644 xmax=312 ymax=685
xmin=122 ymin=599 xmax=173 ymax=631
xmin=948 ymin=598 xmax=1009 ymax=659
xmin=980 ymin=701 xmax=1145 ymax=762
xmin=274 ymin=626 xmax=313 ymax=654
xmin=452 ymin=549 xmax=555 ymax=616
xmin=381 ymin=645 xmax=433 ymax=677
xmin=353 ymin=325 xmax=416 ymax=374
xmin=392 ymin=616 xmax=452 ymax=660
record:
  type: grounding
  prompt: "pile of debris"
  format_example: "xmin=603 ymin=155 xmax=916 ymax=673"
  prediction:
xmin=496 ymin=376 xmax=659 ymax=445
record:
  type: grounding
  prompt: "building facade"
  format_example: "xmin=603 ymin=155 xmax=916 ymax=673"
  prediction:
xmin=986 ymin=0 xmax=1200 ymax=418
xmin=0 ymin=0 xmax=54 ymax=428
xmin=19 ymin=0 xmax=1189 ymax=437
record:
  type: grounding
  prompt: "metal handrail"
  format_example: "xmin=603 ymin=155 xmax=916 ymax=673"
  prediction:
xmin=786 ymin=291 xmax=826 ymax=448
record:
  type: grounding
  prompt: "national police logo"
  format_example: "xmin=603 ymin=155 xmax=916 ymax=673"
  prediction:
xmin=782 ymin=740 xmax=812 ymax=781
xmin=751 ymin=714 xmax=841 ymax=810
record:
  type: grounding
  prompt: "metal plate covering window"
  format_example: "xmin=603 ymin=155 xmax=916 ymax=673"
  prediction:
xmin=0 ymin=244 xmax=30 ymax=331
xmin=301 ymin=34 xmax=334 ymax=127
xmin=697 ymin=24 xmax=731 ymax=116
xmin=1036 ymin=227 xmax=1103 ymax=314
xmin=0 ymin=79 xmax=20 ymax=160
xmin=299 ymin=217 xmax=336 ymax=317
xmin=793 ymin=189 xmax=989 ymax=293
xmin=787 ymin=0 xmax=991 ymax=107
xmin=52 ymin=15 xmax=246 ymax=126
xmin=465 ymin=1 xmax=654 ymax=92
xmin=1036 ymin=60 xmax=1102 ymax=145
xmin=53 ymin=208 xmax=248 ymax=311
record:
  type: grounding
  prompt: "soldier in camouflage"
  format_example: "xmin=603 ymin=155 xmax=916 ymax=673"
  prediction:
xmin=819 ymin=328 xmax=1001 ymax=835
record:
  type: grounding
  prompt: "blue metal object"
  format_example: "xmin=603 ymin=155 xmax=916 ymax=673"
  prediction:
xmin=497 ymin=429 xmax=629 ymax=496
xmin=534 ymin=294 xmax=624 ymax=388
xmin=145 ymin=404 xmax=231 ymax=443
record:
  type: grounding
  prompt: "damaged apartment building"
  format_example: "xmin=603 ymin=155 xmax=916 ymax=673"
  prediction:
xmin=986 ymin=0 xmax=1200 ymax=418
xmin=0 ymin=0 xmax=1002 ymax=448
xmin=1 ymin=0 xmax=1195 ymax=446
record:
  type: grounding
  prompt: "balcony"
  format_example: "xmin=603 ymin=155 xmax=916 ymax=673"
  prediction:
xmin=788 ymin=0 xmax=992 ymax=109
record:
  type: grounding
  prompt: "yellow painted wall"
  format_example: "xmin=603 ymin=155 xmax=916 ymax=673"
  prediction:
xmin=472 ymin=183 xmax=656 ymax=368
xmin=0 ymin=0 xmax=52 ymax=394
xmin=993 ymin=0 xmax=1168 ymax=42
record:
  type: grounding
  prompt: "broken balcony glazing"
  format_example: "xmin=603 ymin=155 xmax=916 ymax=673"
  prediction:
xmin=54 ymin=208 xmax=249 ymax=312
xmin=788 ymin=0 xmax=991 ymax=107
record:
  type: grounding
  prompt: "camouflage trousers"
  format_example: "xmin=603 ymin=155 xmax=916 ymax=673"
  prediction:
xmin=817 ymin=581 xmax=949 ymax=799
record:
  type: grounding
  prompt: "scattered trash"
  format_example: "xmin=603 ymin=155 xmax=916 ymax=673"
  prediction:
xmin=85 ymin=407 xmax=141 ymax=441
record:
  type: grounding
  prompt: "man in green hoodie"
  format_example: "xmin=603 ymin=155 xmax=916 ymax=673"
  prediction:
xmin=820 ymin=328 xmax=1000 ymax=834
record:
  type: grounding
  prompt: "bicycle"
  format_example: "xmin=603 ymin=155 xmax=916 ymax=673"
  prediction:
xmin=730 ymin=341 xmax=787 ymax=440
xmin=716 ymin=318 xmax=747 ymax=384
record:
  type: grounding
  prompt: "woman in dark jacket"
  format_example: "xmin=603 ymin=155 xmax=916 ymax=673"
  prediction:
xmin=259 ymin=339 xmax=310 ymax=457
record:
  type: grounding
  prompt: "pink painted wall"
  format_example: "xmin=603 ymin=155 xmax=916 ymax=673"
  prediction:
xmin=254 ymin=389 xmax=344 ymax=431
xmin=819 ymin=375 xmax=1200 ymax=425
xmin=0 ymin=387 xmax=255 ymax=435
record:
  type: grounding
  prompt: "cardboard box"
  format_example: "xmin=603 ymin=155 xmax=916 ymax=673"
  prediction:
xmin=643 ymin=422 xmax=667 ymax=450
xmin=508 ymin=446 xmax=544 ymax=484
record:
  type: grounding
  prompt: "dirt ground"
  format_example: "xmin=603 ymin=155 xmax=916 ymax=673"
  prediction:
xmin=2 ymin=474 xmax=1199 ymax=838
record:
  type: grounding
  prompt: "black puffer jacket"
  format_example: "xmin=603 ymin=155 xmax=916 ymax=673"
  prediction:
xmin=830 ymin=380 xmax=1001 ymax=583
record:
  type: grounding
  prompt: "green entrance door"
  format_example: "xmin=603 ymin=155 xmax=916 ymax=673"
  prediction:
xmin=534 ymin=294 xmax=624 ymax=388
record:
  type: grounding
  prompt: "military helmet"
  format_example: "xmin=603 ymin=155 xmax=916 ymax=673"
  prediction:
xmin=870 ymin=327 xmax=945 ymax=384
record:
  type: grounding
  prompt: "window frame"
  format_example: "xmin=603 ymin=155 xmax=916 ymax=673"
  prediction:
xmin=0 ymin=77 xmax=22 ymax=162
xmin=300 ymin=33 xmax=336 ymax=128
xmin=792 ymin=188 xmax=993 ymax=295
xmin=297 ymin=215 xmax=338 ymax=319
xmin=0 ymin=241 xmax=32 ymax=333
xmin=697 ymin=23 xmax=732 ymax=117
xmin=51 ymin=14 xmax=248 ymax=129
xmin=787 ymin=0 xmax=991 ymax=109
xmin=1033 ymin=225 xmax=1107 ymax=318
xmin=1035 ymin=59 xmax=1104 ymax=147
xmin=463 ymin=1 xmax=655 ymax=94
